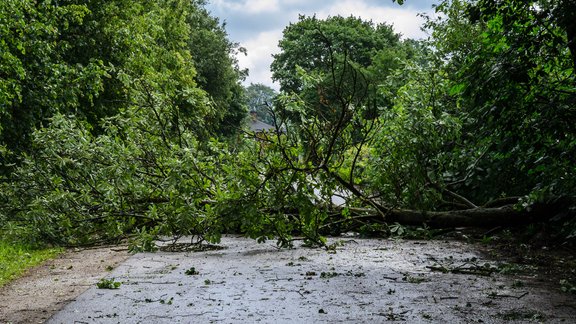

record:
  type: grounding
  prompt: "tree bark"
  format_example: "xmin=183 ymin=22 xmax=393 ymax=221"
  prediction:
xmin=384 ymin=206 xmax=524 ymax=228
xmin=373 ymin=196 xmax=575 ymax=228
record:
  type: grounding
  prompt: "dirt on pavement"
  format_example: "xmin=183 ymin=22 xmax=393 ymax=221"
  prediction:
xmin=0 ymin=245 xmax=131 ymax=324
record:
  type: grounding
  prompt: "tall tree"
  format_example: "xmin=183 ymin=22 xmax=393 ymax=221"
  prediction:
xmin=270 ymin=14 xmax=408 ymax=135
xmin=245 ymin=83 xmax=277 ymax=125
xmin=0 ymin=1 xmax=106 ymax=155
xmin=271 ymin=15 xmax=400 ymax=94
xmin=186 ymin=0 xmax=248 ymax=136
xmin=0 ymin=0 xmax=247 ymax=164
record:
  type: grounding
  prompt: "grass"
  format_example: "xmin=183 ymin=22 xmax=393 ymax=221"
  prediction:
xmin=0 ymin=239 xmax=63 ymax=287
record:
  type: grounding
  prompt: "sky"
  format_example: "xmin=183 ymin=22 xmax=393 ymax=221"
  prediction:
xmin=206 ymin=0 xmax=439 ymax=90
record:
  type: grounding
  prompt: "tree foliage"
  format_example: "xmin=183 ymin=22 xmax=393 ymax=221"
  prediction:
xmin=0 ymin=1 xmax=105 ymax=155
xmin=271 ymin=15 xmax=401 ymax=93
xmin=1 ymin=1 xmax=575 ymax=249
xmin=245 ymin=83 xmax=277 ymax=125
xmin=0 ymin=0 xmax=249 ymax=247
xmin=0 ymin=0 xmax=246 ymax=163
xmin=426 ymin=0 xmax=576 ymax=204
xmin=186 ymin=0 xmax=248 ymax=135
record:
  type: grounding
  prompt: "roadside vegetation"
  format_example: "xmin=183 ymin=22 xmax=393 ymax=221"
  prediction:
xmin=0 ymin=239 xmax=62 ymax=287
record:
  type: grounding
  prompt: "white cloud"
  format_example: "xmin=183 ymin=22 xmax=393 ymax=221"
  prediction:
xmin=281 ymin=0 xmax=314 ymax=6
xmin=210 ymin=0 xmax=280 ymax=14
xmin=237 ymin=30 xmax=284 ymax=89
xmin=316 ymin=0 xmax=431 ymax=39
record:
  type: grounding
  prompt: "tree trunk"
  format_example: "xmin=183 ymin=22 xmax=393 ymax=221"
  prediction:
xmin=375 ymin=196 xmax=574 ymax=228
xmin=385 ymin=206 xmax=524 ymax=228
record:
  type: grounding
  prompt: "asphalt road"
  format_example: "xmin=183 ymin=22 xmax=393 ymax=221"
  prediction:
xmin=47 ymin=236 xmax=575 ymax=323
